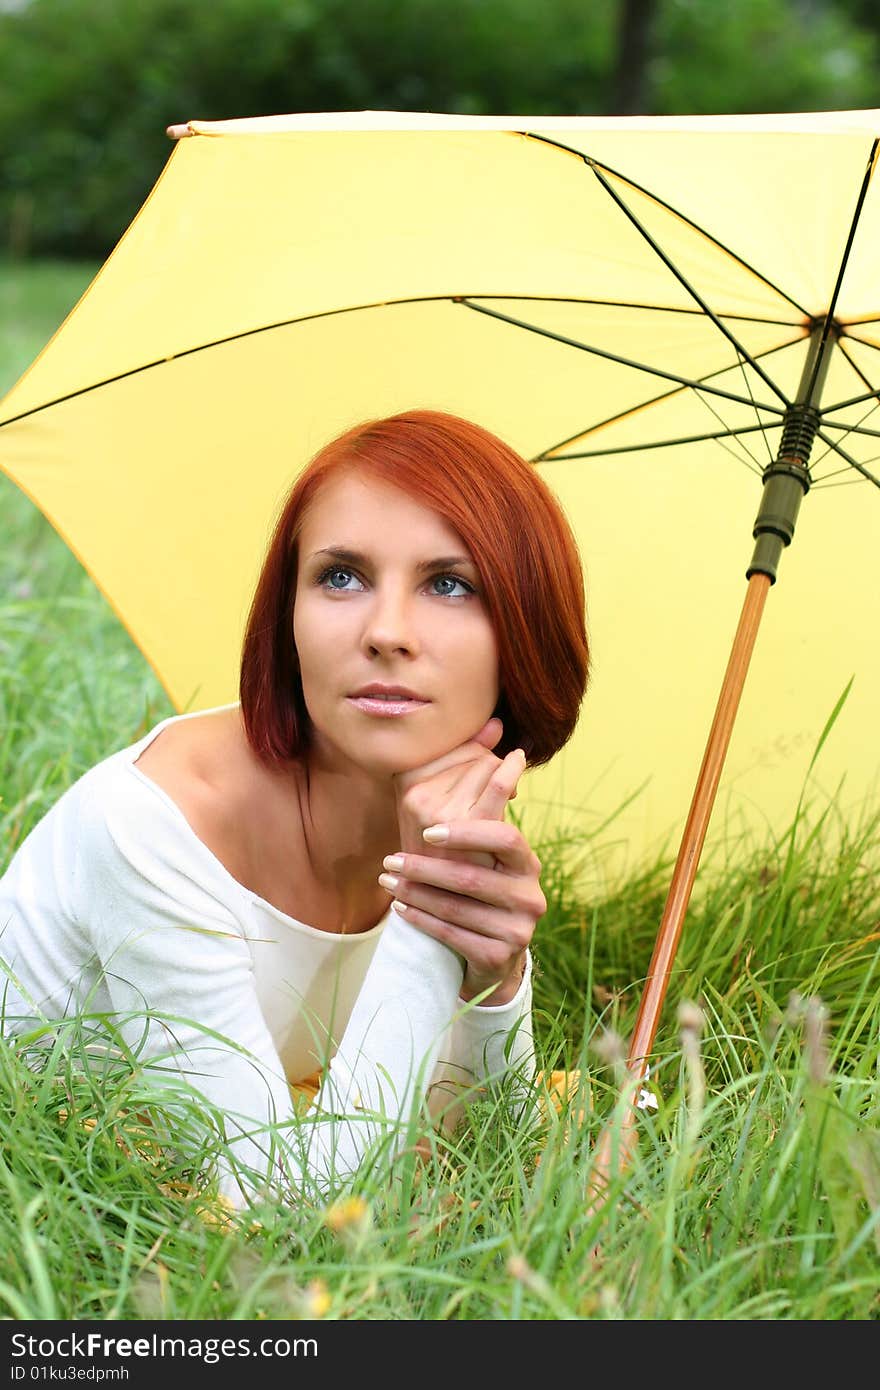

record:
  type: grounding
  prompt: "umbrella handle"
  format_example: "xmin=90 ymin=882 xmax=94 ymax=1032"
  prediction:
xmin=587 ymin=571 xmax=771 ymax=1205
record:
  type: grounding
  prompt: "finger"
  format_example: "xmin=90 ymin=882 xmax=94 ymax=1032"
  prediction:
xmin=434 ymin=744 xmax=517 ymax=813
xmin=382 ymin=853 xmax=543 ymax=915
xmin=391 ymin=898 xmax=527 ymax=963
xmin=394 ymin=717 xmax=503 ymax=789
xmin=426 ymin=744 xmax=522 ymax=820
xmin=391 ymin=888 xmax=511 ymax=939
xmin=470 ymin=716 xmax=504 ymax=750
xmin=418 ymin=819 xmax=540 ymax=874
xmin=470 ymin=747 xmax=526 ymax=820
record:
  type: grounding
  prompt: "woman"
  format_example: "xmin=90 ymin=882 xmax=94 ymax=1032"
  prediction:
xmin=0 ymin=410 xmax=589 ymax=1208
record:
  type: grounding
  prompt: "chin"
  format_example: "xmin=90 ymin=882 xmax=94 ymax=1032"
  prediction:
xmin=346 ymin=738 xmax=450 ymax=781
xmin=313 ymin=715 xmax=490 ymax=778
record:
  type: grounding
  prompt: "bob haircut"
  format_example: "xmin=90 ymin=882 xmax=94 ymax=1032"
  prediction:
xmin=240 ymin=410 xmax=589 ymax=769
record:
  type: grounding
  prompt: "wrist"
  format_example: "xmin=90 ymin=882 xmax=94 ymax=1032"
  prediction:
xmin=462 ymin=950 xmax=528 ymax=1008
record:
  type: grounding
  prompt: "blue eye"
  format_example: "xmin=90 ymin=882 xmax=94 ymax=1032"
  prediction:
xmin=315 ymin=566 xmax=474 ymax=597
xmin=318 ymin=566 xmax=363 ymax=591
xmin=431 ymin=574 xmax=474 ymax=598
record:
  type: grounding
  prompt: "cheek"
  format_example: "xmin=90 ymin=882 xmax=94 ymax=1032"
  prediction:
xmin=475 ymin=624 xmax=500 ymax=695
xmin=292 ymin=594 xmax=322 ymax=663
xmin=456 ymin=626 xmax=500 ymax=709
xmin=292 ymin=611 xmax=321 ymax=694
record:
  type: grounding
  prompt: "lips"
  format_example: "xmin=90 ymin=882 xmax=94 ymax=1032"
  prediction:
xmin=347 ymin=684 xmax=430 ymax=718
xmin=350 ymin=684 xmax=428 ymax=701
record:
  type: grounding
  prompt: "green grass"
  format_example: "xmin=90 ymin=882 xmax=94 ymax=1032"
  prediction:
xmin=2 ymin=258 xmax=879 ymax=1320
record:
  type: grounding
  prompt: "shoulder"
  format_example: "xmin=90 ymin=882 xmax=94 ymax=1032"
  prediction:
xmin=128 ymin=706 xmax=296 ymax=883
xmin=75 ymin=709 xmax=250 ymax=883
xmin=132 ymin=706 xmax=244 ymax=799
xmin=73 ymin=749 xmax=249 ymax=951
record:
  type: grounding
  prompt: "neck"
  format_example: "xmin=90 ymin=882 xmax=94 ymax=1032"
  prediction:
xmin=294 ymin=743 xmax=402 ymax=917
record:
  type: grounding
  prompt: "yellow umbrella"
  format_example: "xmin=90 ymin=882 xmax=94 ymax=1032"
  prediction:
xmin=3 ymin=109 xmax=880 ymax=1077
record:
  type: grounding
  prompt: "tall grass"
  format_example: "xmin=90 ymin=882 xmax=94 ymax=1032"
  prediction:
xmin=1 ymin=259 xmax=879 ymax=1320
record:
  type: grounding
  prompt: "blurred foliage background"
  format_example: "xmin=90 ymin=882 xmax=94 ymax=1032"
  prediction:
xmin=1 ymin=0 xmax=879 ymax=261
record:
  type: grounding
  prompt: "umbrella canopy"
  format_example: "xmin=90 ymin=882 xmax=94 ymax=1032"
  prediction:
xmin=2 ymin=109 xmax=879 ymax=868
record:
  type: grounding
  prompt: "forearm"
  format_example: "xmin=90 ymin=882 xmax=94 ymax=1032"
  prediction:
xmin=305 ymin=905 xmax=466 ymax=1178
xmin=427 ymin=949 xmax=536 ymax=1134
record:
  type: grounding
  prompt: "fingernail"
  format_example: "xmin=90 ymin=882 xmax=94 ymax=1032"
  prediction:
xmin=383 ymin=854 xmax=405 ymax=871
xmin=423 ymin=824 xmax=449 ymax=843
xmin=391 ymin=899 xmax=410 ymax=917
xmin=378 ymin=872 xmax=400 ymax=891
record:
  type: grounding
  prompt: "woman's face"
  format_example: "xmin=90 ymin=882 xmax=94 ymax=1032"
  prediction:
xmin=293 ymin=470 xmax=500 ymax=777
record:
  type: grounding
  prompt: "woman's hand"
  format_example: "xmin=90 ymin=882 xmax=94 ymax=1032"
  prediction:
xmin=393 ymin=716 xmax=520 ymax=858
xmin=385 ymin=718 xmax=546 ymax=1004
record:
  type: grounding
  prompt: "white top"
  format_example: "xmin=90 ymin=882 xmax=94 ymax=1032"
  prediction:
xmin=0 ymin=706 xmax=534 ymax=1206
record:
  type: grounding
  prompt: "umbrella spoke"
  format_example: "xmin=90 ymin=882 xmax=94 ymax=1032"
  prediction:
xmin=686 ymin=371 xmax=772 ymax=472
xmin=471 ymin=293 xmax=801 ymax=329
xmin=839 ymin=331 xmax=880 ymax=352
xmin=524 ymin=131 xmax=811 ymax=319
xmin=821 ymin=386 xmax=880 ymax=413
xmin=820 ymin=417 xmax=880 ymax=441
xmin=539 ymin=333 xmax=802 ymax=461
xmin=539 ymin=423 xmax=768 ymax=469
xmin=814 ymin=428 xmax=880 ymax=488
xmin=834 ymin=336 xmax=880 ymax=396
xmin=810 ymin=401 xmax=880 ymax=474
xmin=584 ymin=161 xmax=793 ymax=409
xmin=728 ymin=348 xmax=777 ymax=466
xmin=0 ymin=288 xmax=801 ymax=432
xmin=802 ymin=139 xmax=879 ymax=406
xmin=811 ymin=466 xmax=880 ymax=488
xmin=457 ymin=298 xmax=786 ymax=417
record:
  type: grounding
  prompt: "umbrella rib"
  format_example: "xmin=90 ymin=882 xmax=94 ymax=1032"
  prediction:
xmin=839 ymin=331 xmax=880 ymax=353
xmin=811 ymin=413 xmax=880 ymax=475
xmin=538 ymin=423 xmax=771 ymax=461
xmin=820 ymin=418 xmax=880 ymax=441
xmin=811 ymin=457 xmax=878 ymax=485
xmin=809 ymin=388 xmax=880 ymax=472
xmin=471 ymin=294 xmax=801 ymax=329
xmin=834 ymin=336 xmax=878 ymax=396
xmin=814 ymin=428 xmax=880 ymax=488
xmin=0 ymin=290 xmax=795 ymax=431
xmin=822 ymin=386 xmax=880 ymax=413
xmin=812 ymin=475 xmax=877 ymax=489
xmin=538 ymin=333 xmax=804 ymax=458
xmin=685 ymin=372 xmax=770 ymax=471
xmin=456 ymin=298 xmax=786 ymax=417
xmin=523 ymin=131 xmax=811 ymax=318
xmin=583 ymin=160 xmax=792 ymax=408
xmin=803 ymin=138 xmax=879 ymax=404
xmin=729 ymin=347 xmax=774 ymax=466
xmin=536 ymin=330 xmax=800 ymax=461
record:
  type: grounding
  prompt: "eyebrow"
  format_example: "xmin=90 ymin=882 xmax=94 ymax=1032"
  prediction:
xmin=310 ymin=546 xmax=477 ymax=573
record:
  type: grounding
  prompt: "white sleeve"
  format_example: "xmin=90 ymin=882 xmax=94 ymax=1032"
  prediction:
xmin=74 ymin=776 xmax=469 ymax=1209
xmin=426 ymin=951 xmax=537 ymax=1134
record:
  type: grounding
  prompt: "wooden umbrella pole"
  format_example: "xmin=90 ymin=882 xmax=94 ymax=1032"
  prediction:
xmin=589 ymin=570 xmax=772 ymax=1196
xmin=627 ymin=569 xmax=772 ymax=1068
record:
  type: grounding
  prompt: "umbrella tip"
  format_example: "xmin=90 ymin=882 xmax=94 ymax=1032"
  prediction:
xmin=166 ymin=122 xmax=193 ymax=140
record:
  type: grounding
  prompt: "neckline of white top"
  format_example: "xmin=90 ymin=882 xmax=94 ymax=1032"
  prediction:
xmin=123 ymin=703 xmax=389 ymax=941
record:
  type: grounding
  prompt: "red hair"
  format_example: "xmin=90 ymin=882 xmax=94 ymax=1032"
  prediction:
xmin=240 ymin=410 xmax=589 ymax=768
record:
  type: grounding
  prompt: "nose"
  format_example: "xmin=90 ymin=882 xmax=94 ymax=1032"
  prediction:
xmin=361 ymin=582 xmax=421 ymax=658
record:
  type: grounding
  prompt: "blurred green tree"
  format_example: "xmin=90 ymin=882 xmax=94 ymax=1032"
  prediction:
xmin=651 ymin=0 xmax=877 ymax=114
xmin=0 ymin=0 xmax=876 ymax=259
